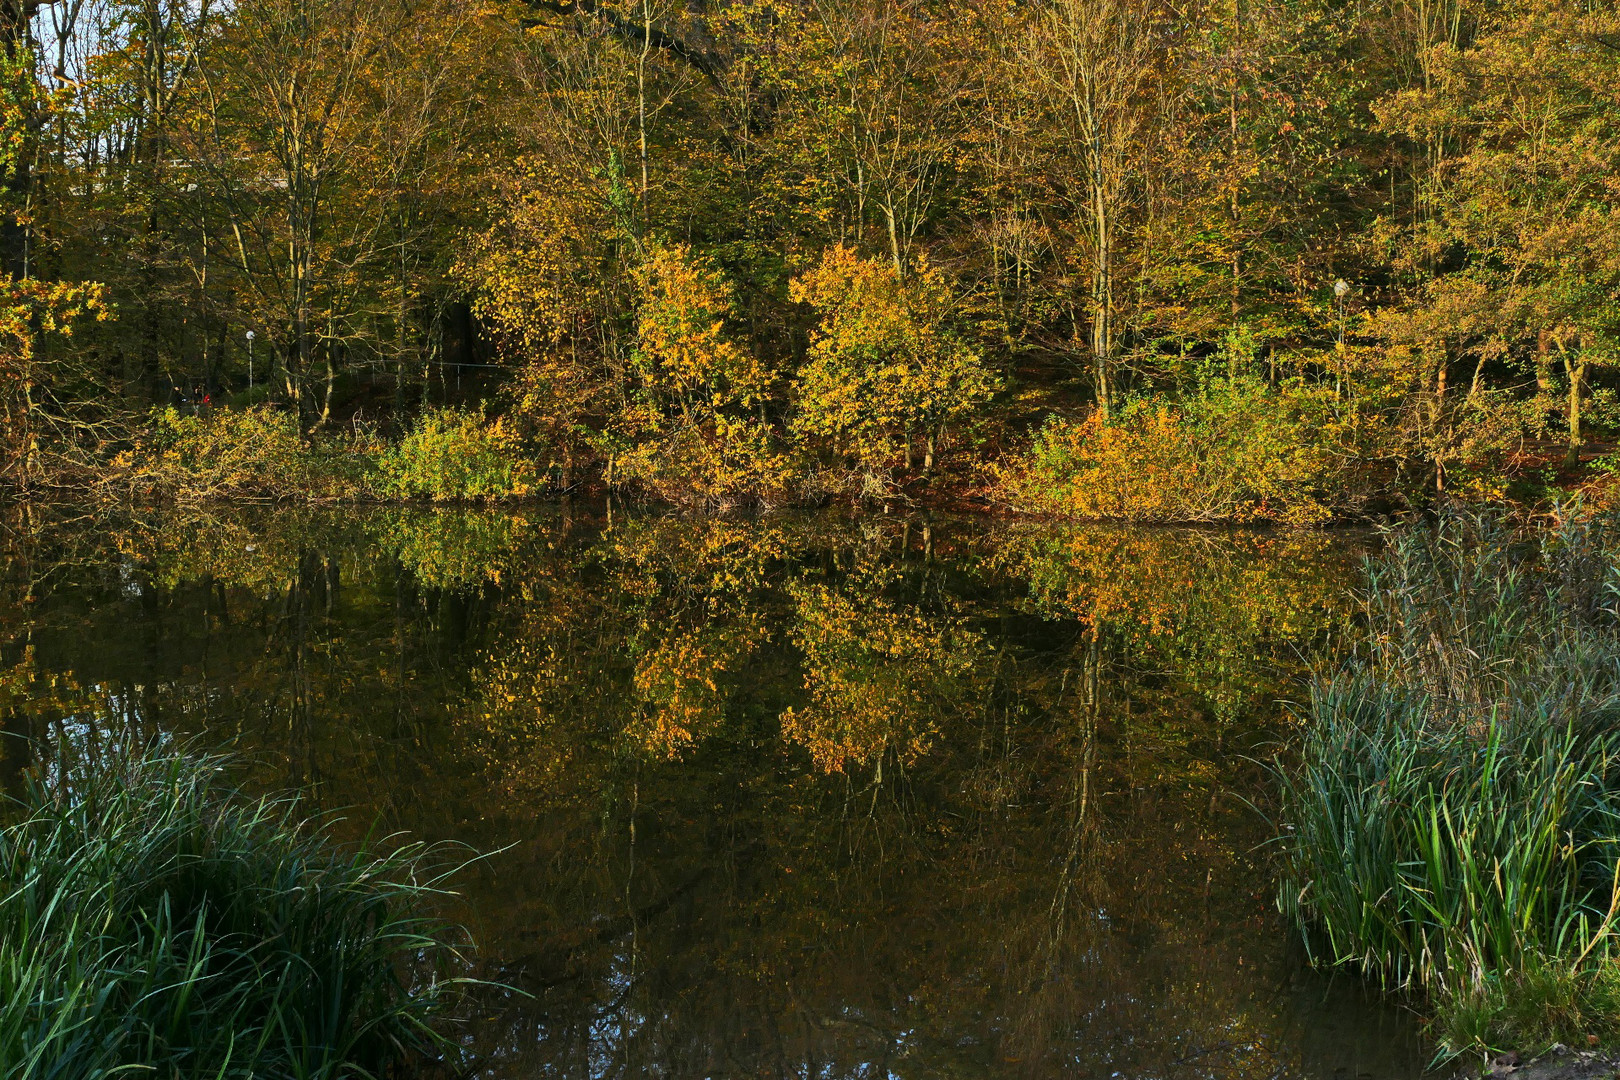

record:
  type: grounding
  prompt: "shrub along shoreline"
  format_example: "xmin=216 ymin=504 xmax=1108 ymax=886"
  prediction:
xmin=23 ymin=375 xmax=1617 ymax=519
xmin=115 ymin=404 xmax=537 ymax=504
xmin=0 ymin=742 xmax=472 ymax=1077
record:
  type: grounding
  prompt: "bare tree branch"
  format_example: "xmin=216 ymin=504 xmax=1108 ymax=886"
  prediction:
xmin=518 ymin=0 xmax=727 ymax=88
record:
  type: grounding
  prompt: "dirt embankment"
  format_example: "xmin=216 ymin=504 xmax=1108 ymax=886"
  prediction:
xmin=1464 ymin=1046 xmax=1620 ymax=1080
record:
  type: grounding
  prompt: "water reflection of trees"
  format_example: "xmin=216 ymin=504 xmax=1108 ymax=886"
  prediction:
xmin=0 ymin=505 xmax=1418 ymax=1079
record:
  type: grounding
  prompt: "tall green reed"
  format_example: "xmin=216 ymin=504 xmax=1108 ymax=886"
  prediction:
xmin=1276 ymin=508 xmax=1620 ymax=1049
xmin=0 ymin=741 xmax=470 ymax=1079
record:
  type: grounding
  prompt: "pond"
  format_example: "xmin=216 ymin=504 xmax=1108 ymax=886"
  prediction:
xmin=0 ymin=503 xmax=1427 ymax=1079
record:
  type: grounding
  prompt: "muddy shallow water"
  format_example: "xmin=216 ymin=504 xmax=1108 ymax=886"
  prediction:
xmin=0 ymin=504 xmax=1427 ymax=1078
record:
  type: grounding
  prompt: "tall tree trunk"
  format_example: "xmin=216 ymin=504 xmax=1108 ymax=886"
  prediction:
xmin=1536 ymin=329 xmax=1553 ymax=406
xmin=1090 ymin=173 xmax=1113 ymax=417
xmin=636 ymin=0 xmax=651 ymax=231
xmin=1560 ymin=342 xmax=1586 ymax=470
xmin=884 ymin=201 xmax=903 ymax=278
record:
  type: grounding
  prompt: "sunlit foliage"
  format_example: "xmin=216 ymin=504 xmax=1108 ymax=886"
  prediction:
xmin=613 ymin=243 xmax=793 ymax=504
xmin=0 ymin=280 xmax=111 ymax=486
xmin=377 ymin=407 xmax=535 ymax=501
xmin=129 ymin=405 xmax=360 ymax=501
xmin=1000 ymin=379 xmax=1346 ymax=524
xmin=791 ymin=246 xmax=997 ymax=486
xmin=6 ymin=0 xmax=1620 ymax=512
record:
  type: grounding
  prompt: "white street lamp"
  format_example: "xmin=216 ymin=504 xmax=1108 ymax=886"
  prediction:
xmin=246 ymin=330 xmax=255 ymax=391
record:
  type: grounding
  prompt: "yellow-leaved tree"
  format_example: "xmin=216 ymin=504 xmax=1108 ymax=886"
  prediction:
xmin=790 ymin=246 xmax=995 ymax=491
xmin=0 ymin=47 xmax=111 ymax=488
xmin=614 ymin=241 xmax=791 ymax=505
xmin=0 ymin=280 xmax=112 ymax=486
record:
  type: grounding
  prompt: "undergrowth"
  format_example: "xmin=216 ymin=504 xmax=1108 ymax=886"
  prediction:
xmin=374 ymin=406 xmax=535 ymax=500
xmin=127 ymin=404 xmax=536 ymax=502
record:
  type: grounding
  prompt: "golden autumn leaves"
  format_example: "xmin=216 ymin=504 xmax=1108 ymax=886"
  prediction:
xmin=790 ymin=246 xmax=997 ymax=476
xmin=0 ymin=280 xmax=112 ymax=486
xmin=448 ymin=515 xmax=1352 ymax=784
xmin=480 ymin=238 xmax=997 ymax=506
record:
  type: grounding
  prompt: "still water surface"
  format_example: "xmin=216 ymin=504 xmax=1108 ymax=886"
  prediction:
xmin=0 ymin=504 xmax=1426 ymax=1079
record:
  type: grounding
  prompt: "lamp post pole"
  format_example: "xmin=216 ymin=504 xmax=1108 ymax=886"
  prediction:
xmin=1333 ymin=279 xmax=1350 ymax=398
xmin=246 ymin=330 xmax=255 ymax=392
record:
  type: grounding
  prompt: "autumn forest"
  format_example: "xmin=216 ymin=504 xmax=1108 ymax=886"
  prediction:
xmin=9 ymin=0 xmax=1620 ymax=1072
xmin=0 ymin=0 xmax=1616 ymax=516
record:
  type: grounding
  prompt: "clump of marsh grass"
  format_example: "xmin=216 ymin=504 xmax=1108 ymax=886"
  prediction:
xmin=1276 ymin=507 xmax=1620 ymax=1056
xmin=0 ymin=740 xmax=471 ymax=1078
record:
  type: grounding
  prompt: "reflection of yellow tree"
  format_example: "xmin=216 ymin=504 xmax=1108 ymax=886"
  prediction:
xmin=0 ymin=646 xmax=99 ymax=723
xmin=993 ymin=524 xmax=1360 ymax=720
xmin=468 ymin=630 xmax=592 ymax=792
xmin=0 ymin=647 xmax=105 ymax=796
xmin=461 ymin=517 xmax=803 ymax=785
xmin=781 ymin=572 xmax=983 ymax=773
xmin=600 ymin=516 xmax=798 ymax=600
xmin=385 ymin=509 xmax=535 ymax=590
xmin=630 ymin=620 xmax=760 ymax=758
xmin=0 ymin=506 xmax=1423 ymax=1077
xmin=608 ymin=519 xmax=803 ymax=758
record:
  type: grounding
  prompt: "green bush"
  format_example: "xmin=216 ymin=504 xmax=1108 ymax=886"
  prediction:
xmin=126 ymin=406 xmax=540 ymax=503
xmin=375 ymin=407 xmax=533 ymax=501
xmin=1275 ymin=509 xmax=1620 ymax=1056
xmin=133 ymin=404 xmax=374 ymax=500
xmin=0 ymin=741 xmax=469 ymax=1078
xmin=999 ymin=378 xmax=1350 ymax=524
